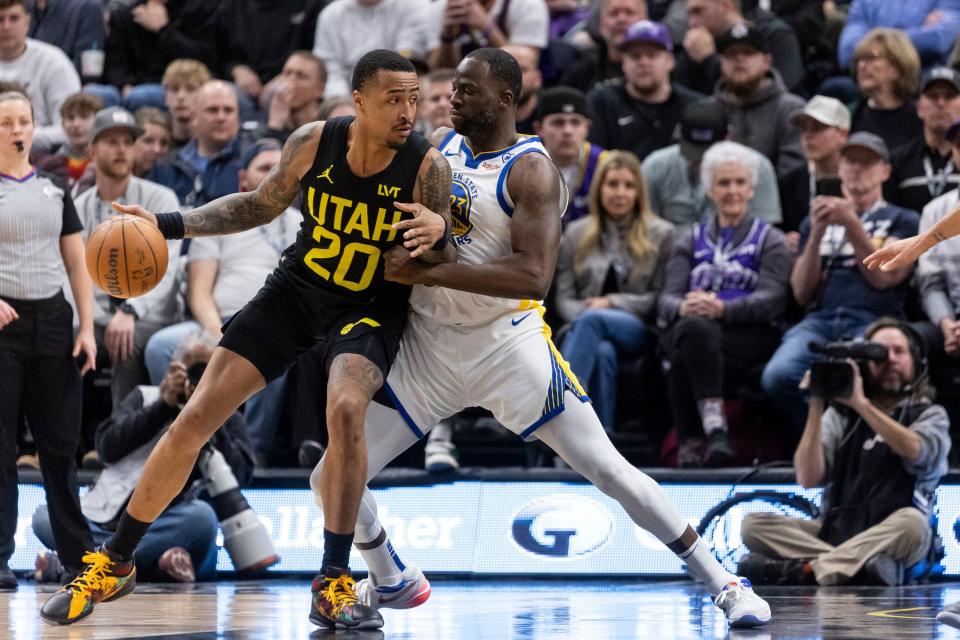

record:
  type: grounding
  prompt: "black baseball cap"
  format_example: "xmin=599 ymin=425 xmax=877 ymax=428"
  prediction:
xmin=921 ymin=66 xmax=960 ymax=95
xmin=535 ymin=86 xmax=588 ymax=121
xmin=680 ymin=99 xmax=728 ymax=161
xmin=716 ymin=23 xmax=768 ymax=55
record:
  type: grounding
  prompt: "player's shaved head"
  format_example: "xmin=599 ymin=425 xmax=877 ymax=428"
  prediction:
xmin=352 ymin=49 xmax=417 ymax=93
xmin=464 ymin=48 xmax=523 ymax=105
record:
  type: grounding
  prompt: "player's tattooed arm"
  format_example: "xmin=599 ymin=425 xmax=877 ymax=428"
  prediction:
xmin=399 ymin=153 xmax=562 ymax=298
xmin=395 ymin=148 xmax=455 ymax=263
xmin=181 ymin=123 xmax=322 ymax=237
xmin=328 ymin=353 xmax=384 ymax=402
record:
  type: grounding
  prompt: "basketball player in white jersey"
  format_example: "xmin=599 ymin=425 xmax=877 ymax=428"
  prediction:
xmin=310 ymin=48 xmax=772 ymax=628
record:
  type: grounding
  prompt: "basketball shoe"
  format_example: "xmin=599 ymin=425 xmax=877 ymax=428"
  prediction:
xmin=39 ymin=547 xmax=136 ymax=625
xmin=310 ymin=566 xmax=383 ymax=630
xmin=355 ymin=565 xmax=431 ymax=610
xmin=713 ymin=578 xmax=772 ymax=627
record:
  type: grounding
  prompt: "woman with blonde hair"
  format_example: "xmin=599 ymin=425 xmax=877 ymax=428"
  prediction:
xmin=554 ymin=150 xmax=674 ymax=432
xmin=850 ymin=28 xmax=923 ymax=153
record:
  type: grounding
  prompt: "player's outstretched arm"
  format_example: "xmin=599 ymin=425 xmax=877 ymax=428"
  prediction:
xmin=865 ymin=201 xmax=960 ymax=271
xmin=113 ymin=123 xmax=322 ymax=238
xmin=394 ymin=147 xmax=455 ymax=262
xmin=385 ymin=153 xmax=563 ymax=298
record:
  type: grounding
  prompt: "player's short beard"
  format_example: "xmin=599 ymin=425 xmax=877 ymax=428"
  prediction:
xmin=455 ymin=107 xmax=498 ymax=139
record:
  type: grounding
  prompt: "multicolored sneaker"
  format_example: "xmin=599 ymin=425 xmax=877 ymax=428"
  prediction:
xmin=713 ymin=578 xmax=772 ymax=628
xmin=39 ymin=547 xmax=136 ymax=625
xmin=355 ymin=565 xmax=431 ymax=610
xmin=309 ymin=567 xmax=384 ymax=630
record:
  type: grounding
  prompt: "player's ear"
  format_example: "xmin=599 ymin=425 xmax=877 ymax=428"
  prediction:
xmin=352 ymin=89 xmax=363 ymax=113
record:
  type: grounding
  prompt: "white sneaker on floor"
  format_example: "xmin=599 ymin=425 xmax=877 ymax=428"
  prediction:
xmin=425 ymin=438 xmax=459 ymax=473
xmin=938 ymin=601 xmax=960 ymax=628
xmin=713 ymin=578 xmax=772 ymax=627
xmin=355 ymin=565 xmax=431 ymax=610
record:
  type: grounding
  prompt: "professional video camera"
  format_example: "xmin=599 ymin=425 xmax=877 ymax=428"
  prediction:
xmin=196 ymin=444 xmax=279 ymax=573
xmin=808 ymin=340 xmax=889 ymax=398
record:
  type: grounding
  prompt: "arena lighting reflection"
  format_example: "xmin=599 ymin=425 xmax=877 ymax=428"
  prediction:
xmin=11 ymin=482 xmax=960 ymax=576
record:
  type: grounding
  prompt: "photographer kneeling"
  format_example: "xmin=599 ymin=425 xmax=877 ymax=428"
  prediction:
xmin=32 ymin=332 xmax=255 ymax=583
xmin=739 ymin=319 xmax=950 ymax=586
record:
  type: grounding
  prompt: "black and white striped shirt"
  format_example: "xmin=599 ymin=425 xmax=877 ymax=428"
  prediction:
xmin=0 ymin=170 xmax=81 ymax=300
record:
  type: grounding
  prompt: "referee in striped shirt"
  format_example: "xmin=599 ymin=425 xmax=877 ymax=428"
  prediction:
xmin=0 ymin=91 xmax=96 ymax=589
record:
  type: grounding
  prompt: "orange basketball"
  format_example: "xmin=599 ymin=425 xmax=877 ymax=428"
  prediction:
xmin=85 ymin=215 xmax=169 ymax=299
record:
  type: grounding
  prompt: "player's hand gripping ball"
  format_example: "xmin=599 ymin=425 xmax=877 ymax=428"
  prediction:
xmin=85 ymin=214 xmax=168 ymax=298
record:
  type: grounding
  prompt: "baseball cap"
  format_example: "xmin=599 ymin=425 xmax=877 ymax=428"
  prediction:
xmin=716 ymin=23 xmax=767 ymax=55
xmin=90 ymin=106 xmax=141 ymax=142
xmin=535 ymin=87 xmax=588 ymax=121
xmin=841 ymin=131 xmax=890 ymax=162
xmin=920 ymin=66 xmax=960 ymax=94
xmin=240 ymin=138 xmax=283 ymax=170
xmin=790 ymin=95 xmax=851 ymax=130
xmin=619 ymin=20 xmax=673 ymax=53
xmin=679 ymin=100 xmax=728 ymax=161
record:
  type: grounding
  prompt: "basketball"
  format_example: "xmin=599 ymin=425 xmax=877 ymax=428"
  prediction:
xmin=85 ymin=215 xmax=168 ymax=299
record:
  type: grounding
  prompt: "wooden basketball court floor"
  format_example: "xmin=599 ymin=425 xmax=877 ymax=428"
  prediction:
xmin=4 ymin=579 xmax=960 ymax=639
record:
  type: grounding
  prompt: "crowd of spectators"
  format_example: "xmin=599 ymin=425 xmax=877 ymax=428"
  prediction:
xmin=8 ymin=0 xmax=960 ymax=477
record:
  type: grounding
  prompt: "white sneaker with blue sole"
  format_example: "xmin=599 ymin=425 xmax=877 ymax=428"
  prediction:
xmin=354 ymin=565 xmax=431 ymax=610
xmin=714 ymin=578 xmax=772 ymax=627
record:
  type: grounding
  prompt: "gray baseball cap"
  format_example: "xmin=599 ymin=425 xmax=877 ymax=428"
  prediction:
xmin=90 ymin=106 xmax=141 ymax=142
xmin=841 ymin=131 xmax=890 ymax=162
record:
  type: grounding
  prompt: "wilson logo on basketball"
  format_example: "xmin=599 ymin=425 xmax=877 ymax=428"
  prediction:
xmin=104 ymin=248 xmax=122 ymax=296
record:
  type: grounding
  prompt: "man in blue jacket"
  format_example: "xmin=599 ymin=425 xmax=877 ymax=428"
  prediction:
xmin=839 ymin=0 xmax=960 ymax=69
xmin=149 ymin=80 xmax=245 ymax=208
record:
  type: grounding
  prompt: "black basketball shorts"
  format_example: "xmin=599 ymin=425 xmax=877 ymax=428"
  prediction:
xmin=219 ymin=262 xmax=408 ymax=384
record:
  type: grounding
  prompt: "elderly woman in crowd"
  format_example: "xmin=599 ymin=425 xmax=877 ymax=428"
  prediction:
xmin=658 ymin=142 xmax=792 ymax=468
xmin=554 ymin=150 xmax=674 ymax=432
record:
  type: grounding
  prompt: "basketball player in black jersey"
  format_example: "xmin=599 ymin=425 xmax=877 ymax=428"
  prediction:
xmin=40 ymin=50 xmax=454 ymax=631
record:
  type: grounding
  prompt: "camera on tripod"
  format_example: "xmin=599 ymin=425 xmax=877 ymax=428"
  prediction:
xmin=196 ymin=444 xmax=279 ymax=573
xmin=808 ymin=340 xmax=889 ymax=398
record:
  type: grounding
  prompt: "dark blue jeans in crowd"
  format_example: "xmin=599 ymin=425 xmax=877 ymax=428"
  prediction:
xmin=761 ymin=307 xmax=876 ymax=433
xmin=32 ymin=499 xmax=219 ymax=581
xmin=560 ymin=308 xmax=649 ymax=432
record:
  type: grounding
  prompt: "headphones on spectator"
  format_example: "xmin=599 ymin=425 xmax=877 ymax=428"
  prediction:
xmin=862 ymin=318 xmax=929 ymax=389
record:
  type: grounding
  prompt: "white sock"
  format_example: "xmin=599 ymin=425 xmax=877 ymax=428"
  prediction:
xmin=354 ymin=489 xmax=404 ymax=585
xmin=670 ymin=526 xmax=738 ymax=596
xmin=698 ymin=398 xmax=727 ymax=435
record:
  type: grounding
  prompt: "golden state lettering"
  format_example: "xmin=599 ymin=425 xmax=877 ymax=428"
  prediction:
xmin=306 ymin=188 xmax=403 ymax=242
xmin=377 ymin=183 xmax=400 ymax=198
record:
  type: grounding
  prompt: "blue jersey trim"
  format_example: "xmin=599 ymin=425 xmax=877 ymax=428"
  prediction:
xmin=460 ymin=135 xmax=541 ymax=169
xmin=496 ymin=148 xmax=545 ymax=217
xmin=384 ymin=382 xmax=425 ymax=439
xmin=438 ymin=129 xmax=458 ymax=153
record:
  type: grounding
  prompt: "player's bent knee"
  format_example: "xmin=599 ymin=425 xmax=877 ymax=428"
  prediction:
xmin=326 ymin=392 xmax=370 ymax=434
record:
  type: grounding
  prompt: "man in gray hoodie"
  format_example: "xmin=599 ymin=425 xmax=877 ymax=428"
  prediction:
xmin=709 ymin=23 xmax=805 ymax=177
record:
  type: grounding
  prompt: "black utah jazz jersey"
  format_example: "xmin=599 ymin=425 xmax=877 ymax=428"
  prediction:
xmin=290 ymin=116 xmax=432 ymax=302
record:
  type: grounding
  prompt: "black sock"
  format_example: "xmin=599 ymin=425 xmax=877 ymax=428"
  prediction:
xmin=105 ymin=511 xmax=152 ymax=560
xmin=321 ymin=529 xmax=354 ymax=574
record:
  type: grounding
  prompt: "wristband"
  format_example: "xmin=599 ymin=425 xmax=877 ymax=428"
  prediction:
xmin=155 ymin=211 xmax=185 ymax=239
xmin=433 ymin=217 xmax=450 ymax=251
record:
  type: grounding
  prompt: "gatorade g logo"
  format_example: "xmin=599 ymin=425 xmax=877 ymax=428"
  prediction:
xmin=511 ymin=495 xmax=613 ymax=558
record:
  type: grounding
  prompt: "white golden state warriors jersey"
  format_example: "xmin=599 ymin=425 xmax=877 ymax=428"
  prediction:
xmin=410 ymin=130 xmax=566 ymax=326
